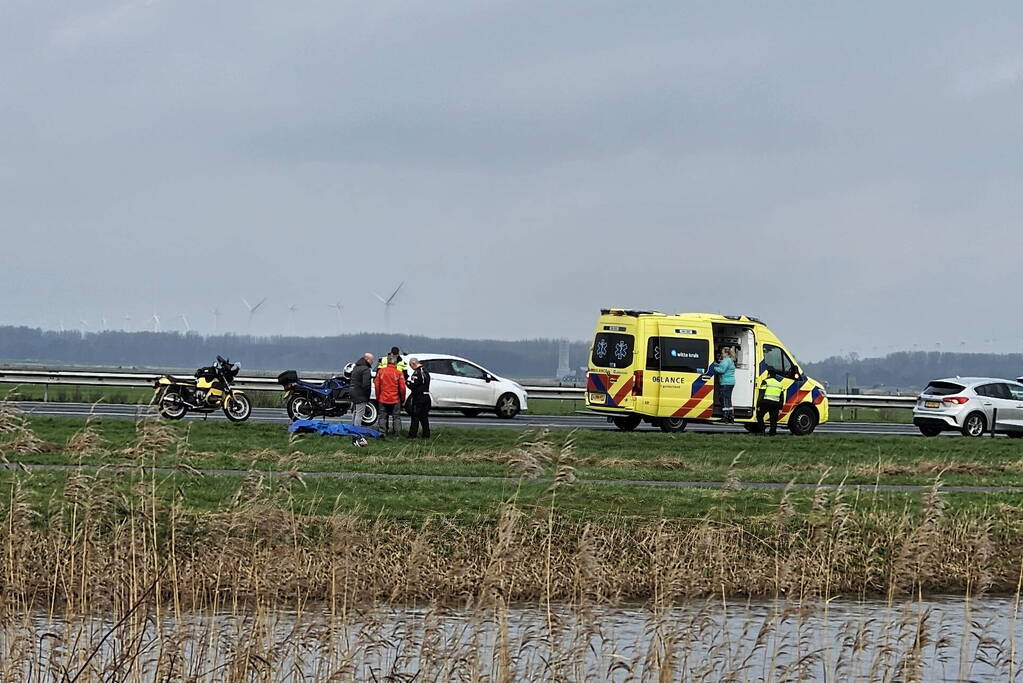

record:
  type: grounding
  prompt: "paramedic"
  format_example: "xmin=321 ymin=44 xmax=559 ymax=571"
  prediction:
xmin=757 ymin=369 xmax=785 ymax=436
xmin=714 ymin=347 xmax=736 ymax=423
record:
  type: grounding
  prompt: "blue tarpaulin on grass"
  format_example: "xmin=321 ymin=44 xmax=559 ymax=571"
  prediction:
xmin=288 ymin=420 xmax=383 ymax=439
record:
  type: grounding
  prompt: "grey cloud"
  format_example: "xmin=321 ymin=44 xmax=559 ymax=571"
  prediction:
xmin=2 ymin=1 xmax=1023 ymax=361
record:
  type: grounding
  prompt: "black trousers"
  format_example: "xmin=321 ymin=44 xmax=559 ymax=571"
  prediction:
xmin=757 ymin=400 xmax=781 ymax=435
xmin=408 ymin=395 xmax=431 ymax=438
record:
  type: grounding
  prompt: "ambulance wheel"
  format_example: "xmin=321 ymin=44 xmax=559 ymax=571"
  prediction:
xmin=787 ymin=405 xmax=818 ymax=436
xmin=612 ymin=415 xmax=642 ymax=431
xmin=744 ymin=423 xmax=763 ymax=434
xmin=658 ymin=417 xmax=687 ymax=433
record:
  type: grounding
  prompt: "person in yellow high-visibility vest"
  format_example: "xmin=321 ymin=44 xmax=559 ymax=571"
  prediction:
xmin=757 ymin=369 xmax=786 ymax=436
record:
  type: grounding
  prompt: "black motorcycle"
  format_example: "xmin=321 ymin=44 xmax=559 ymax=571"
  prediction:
xmin=153 ymin=356 xmax=252 ymax=422
xmin=277 ymin=369 xmax=378 ymax=425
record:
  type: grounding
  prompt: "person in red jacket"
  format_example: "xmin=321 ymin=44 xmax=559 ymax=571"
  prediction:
xmin=374 ymin=357 xmax=407 ymax=436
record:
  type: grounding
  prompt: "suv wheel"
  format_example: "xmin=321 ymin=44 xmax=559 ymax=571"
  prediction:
xmin=496 ymin=393 xmax=520 ymax=419
xmin=961 ymin=412 xmax=987 ymax=438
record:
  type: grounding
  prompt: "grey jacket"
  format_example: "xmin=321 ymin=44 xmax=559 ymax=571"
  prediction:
xmin=349 ymin=358 xmax=372 ymax=403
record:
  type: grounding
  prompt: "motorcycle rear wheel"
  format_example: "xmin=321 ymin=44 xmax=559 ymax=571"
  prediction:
xmin=158 ymin=390 xmax=188 ymax=420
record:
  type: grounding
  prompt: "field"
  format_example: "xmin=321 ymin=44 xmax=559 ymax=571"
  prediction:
xmin=3 ymin=410 xmax=1023 ymax=679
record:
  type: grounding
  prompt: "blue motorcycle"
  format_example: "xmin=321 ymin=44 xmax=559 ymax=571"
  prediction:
xmin=276 ymin=367 xmax=378 ymax=425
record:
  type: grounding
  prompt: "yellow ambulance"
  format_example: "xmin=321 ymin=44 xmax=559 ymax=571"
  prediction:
xmin=585 ymin=309 xmax=828 ymax=435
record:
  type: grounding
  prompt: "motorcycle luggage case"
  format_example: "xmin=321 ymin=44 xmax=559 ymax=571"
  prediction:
xmin=277 ymin=370 xmax=299 ymax=386
xmin=195 ymin=366 xmax=219 ymax=380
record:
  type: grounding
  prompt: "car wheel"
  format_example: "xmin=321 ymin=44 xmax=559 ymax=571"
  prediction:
xmin=787 ymin=405 xmax=818 ymax=436
xmin=461 ymin=409 xmax=483 ymax=418
xmin=612 ymin=414 xmax=642 ymax=431
xmin=961 ymin=412 xmax=987 ymax=438
xmin=496 ymin=393 xmax=520 ymax=419
xmin=743 ymin=423 xmax=763 ymax=434
xmin=658 ymin=417 xmax=687 ymax=433
xmin=918 ymin=425 xmax=942 ymax=437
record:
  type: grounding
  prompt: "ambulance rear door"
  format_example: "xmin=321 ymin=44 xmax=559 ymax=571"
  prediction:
xmin=647 ymin=320 xmax=714 ymax=419
xmin=587 ymin=318 xmax=640 ymax=412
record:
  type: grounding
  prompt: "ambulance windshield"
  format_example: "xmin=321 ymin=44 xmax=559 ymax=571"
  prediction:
xmin=592 ymin=333 xmax=634 ymax=369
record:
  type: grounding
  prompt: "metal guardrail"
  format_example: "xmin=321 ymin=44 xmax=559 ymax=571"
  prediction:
xmin=0 ymin=368 xmax=918 ymax=407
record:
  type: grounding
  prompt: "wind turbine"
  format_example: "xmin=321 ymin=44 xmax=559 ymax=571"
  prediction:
xmin=372 ymin=282 xmax=404 ymax=332
xmin=152 ymin=313 xmax=161 ymax=333
xmin=123 ymin=315 xmax=132 ymax=331
xmin=327 ymin=302 xmax=344 ymax=334
xmin=79 ymin=319 xmax=89 ymax=334
xmin=287 ymin=304 xmax=299 ymax=333
xmin=211 ymin=307 xmax=222 ymax=333
xmin=241 ymin=297 xmax=267 ymax=332
xmin=100 ymin=315 xmax=108 ymax=330
xmin=180 ymin=314 xmax=191 ymax=333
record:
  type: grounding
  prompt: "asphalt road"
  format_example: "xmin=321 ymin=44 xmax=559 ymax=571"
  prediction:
xmin=13 ymin=400 xmax=923 ymax=436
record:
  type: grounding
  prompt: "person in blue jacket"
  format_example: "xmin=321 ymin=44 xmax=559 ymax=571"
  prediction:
xmin=714 ymin=347 xmax=736 ymax=423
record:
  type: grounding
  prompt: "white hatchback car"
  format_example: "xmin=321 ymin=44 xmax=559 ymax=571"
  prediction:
xmin=405 ymin=354 xmax=529 ymax=418
xmin=913 ymin=377 xmax=1023 ymax=438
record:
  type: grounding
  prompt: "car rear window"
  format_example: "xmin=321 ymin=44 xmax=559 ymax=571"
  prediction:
xmin=591 ymin=333 xmax=634 ymax=369
xmin=923 ymin=381 xmax=964 ymax=396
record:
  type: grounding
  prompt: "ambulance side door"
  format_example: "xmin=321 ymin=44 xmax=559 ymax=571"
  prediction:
xmin=652 ymin=323 xmax=713 ymax=418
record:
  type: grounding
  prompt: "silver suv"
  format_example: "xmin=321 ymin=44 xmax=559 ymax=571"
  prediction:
xmin=913 ymin=377 xmax=1023 ymax=438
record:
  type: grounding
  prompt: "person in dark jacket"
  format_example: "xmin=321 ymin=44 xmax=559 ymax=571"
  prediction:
xmin=349 ymin=353 xmax=374 ymax=426
xmin=406 ymin=357 xmax=431 ymax=439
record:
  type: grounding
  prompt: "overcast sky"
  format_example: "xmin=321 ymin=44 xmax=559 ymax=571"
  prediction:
xmin=2 ymin=1 xmax=1021 ymax=360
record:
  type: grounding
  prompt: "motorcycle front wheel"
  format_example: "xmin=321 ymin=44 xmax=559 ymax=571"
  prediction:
xmin=361 ymin=402 xmax=378 ymax=427
xmin=287 ymin=395 xmax=317 ymax=422
xmin=158 ymin=390 xmax=188 ymax=420
xmin=223 ymin=393 xmax=252 ymax=422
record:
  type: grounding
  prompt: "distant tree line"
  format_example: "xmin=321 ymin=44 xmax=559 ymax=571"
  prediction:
xmin=7 ymin=327 xmax=1019 ymax=389
xmin=0 ymin=326 xmax=591 ymax=379
xmin=804 ymin=352 xmax=1023 ymax=392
